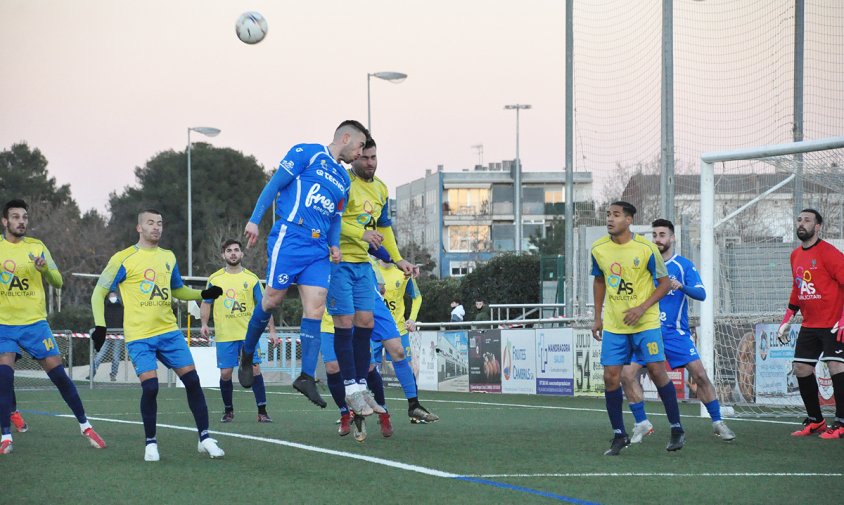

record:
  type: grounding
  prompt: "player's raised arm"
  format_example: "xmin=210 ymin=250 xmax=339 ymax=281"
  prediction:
xmin=33 ymin=246 xmax=62 ymax=289
xmin=244 ymin=146 xmax=309 ymax=248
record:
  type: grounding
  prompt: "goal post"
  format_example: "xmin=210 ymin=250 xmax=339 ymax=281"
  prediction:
xmin=700 ymin=136 xmax=844 ymax=417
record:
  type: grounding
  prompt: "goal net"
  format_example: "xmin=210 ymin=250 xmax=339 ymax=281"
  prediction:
xmin=699 ymin=136 xmax=844 ymax=417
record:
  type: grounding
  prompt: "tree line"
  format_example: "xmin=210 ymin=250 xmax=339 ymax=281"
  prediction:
xmin=1 ymin=142 xmax=542 ymax=331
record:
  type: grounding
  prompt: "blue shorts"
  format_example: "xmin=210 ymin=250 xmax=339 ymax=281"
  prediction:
xmin=266 ymin=222 xmax=331 ymax=290
xmin=372 ymin=332 xmax=411 ymax=364
xmin=215 ymin=340 xmax=262 ymax=369
xmin=320 ymin=331 xmax=337 ymax=363
xmin=601 ymin=327 xmax=665 ymax=366
xmin=127 ymin=330 xmax=194 ymax=375
xmin=326 ymin=262 xmax=375 ymax=316
xmin=370 ymin=293 xmax=403 ymax=363
xmin=634 ymin=329 xmax=699 ymax=369
xmin=0 ymin=321 xmax=59 ymax=360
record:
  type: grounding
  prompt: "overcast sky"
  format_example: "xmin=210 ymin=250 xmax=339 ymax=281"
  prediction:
xmin=1 ymin=1 xmax=841 ymax=215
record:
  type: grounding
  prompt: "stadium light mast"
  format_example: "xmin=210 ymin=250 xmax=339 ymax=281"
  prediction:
xmin=186 ymin=126 xmax=221 ymax=277
xmin=505 ymin=104 xmax=532 ymax=253
xmin=367 ymin=71 xmax=408 ymax=134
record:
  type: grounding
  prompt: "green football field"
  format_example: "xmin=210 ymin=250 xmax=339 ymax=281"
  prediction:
xmin=4 ymin=385 xmax=841 ymax=505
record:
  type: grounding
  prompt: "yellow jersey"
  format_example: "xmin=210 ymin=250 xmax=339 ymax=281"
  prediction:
xmin=378 ymin=262 xmax=421 ymax=336
xmin=0 ymin=236 xmax=61 ymax=325
xmin=590 ymin=233 xmax=667 ymax=333
xmin=204 ymin=268 xmax=263 ymax=343
xmin=339 ymin=170 xmax=401 ymax=263
xmin=96 ymin=245 xmax=184 ymax=342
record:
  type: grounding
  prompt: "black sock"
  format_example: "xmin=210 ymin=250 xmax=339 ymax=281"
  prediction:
xmin=258 ymin=404 xmax=267 ymax=415
xmin=797 ymin=374 xmax=823 ymax=422
xmin=407 ymin=397 xmax=420 ymax=410
xmin=832 ymin=372 xmax=844 ymax=421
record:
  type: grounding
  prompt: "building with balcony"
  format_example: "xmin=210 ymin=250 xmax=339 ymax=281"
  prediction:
xmin=395 ymin=161 xmax=593 ymax=278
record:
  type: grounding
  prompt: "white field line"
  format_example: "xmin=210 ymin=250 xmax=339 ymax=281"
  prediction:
xmin=63 ymin=414 xmax=458 ymax=478
xmin=465 ymin=472 xmax=843 ymax=478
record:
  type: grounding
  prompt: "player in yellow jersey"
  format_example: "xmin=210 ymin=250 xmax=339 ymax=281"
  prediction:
xmin=327 ymin=138 xmax=415 ymax=417
xmin=0 ymin=199 xmax=106 ymax=455
xmin=200 ymin=239 xmax=277 ymax=423
xmin=91 ymin=209 xmax=225 ymax=462
xmin=591 ymin=201 xmax=683 ymax=456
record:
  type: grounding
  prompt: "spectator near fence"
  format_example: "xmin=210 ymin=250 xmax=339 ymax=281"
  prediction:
xmin=87 ymin=291 xmax=124 ymax=381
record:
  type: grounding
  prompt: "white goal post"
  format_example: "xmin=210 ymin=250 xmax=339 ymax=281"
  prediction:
xmin=699 ymin=136 xmax=844 ymax=417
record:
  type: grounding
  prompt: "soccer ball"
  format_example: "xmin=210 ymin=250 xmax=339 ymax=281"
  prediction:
xmin=235 ymin=12 xmax=268 ymax=44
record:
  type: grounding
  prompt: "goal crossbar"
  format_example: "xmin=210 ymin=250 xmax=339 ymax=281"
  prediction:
xmin=699 ymin=136 xmax=844 ymax=417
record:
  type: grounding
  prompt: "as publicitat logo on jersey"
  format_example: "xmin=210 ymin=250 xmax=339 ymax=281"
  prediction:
xmin=607 ymin=262 xmax=636 ymax=302
xmin=794 ymin=265 xmax=821 ymax=300
xmin=1 ymin=259 xmax=32 ymax=295
xmin=139 ymin=268 xmax=169 ymax=305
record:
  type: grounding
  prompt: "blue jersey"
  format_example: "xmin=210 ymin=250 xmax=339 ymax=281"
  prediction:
xmin=249 ymin=144 xmax=350 ymax=243
xmin=657 ymin=254 xmax=705 ymax=336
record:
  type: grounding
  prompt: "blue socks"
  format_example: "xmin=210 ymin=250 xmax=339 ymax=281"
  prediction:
xmin=353 ymin=326 xmax=373 ymax=383
xmin=656 ymin=382 xmax=683 ymax=431
xmin=0 ymin=365 xmax=13 ymax=436
xmin=367 ymin=368 xmax=386 ymax=408
xmin=243 ymin=304 xmax=272 ymax=355
xmin=333 ymin=327 xmax=355 ymax=385
xmin=180 ymin=370 xmax=209 ymax=441
xmin=393 ymin=357 xmax=418 ymax=400
xmin=326 ymin=372 xmax=349 ymax=414
xmin=140 ymin=377 xmax=158 ymax=443
xmin=605 ymin=387 xmax=626 ymax=436
xmin=299 ymin=318 xmax=321 ymax=377
xmin=47 ymin=365 xmax=87 ymax=423
xmin=220 ymin=378 xmax=233 ymax=411
xmin=704 ymin=399 xmax=722 ymax=422
xmin=252 ymin=374 xmax=267 ymax=407
xmin=629 ymin=401 xmax=648 ymax=423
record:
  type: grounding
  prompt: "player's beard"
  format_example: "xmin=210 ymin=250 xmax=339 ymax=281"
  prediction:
xmin=796 ymin=226 xmax=815 ymax=241
xmin=225 ymin=258 xmax=241 ymax=267
xmin=7 ymin=226 xmax=26 ymax=238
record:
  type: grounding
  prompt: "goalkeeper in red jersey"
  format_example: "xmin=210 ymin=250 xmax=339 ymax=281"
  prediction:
xmin=777 ymin=209 xmax=844 ymax=439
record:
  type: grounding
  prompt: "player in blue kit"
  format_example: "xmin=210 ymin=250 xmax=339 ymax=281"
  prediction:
xmin=237 ymin=120 xmax=369 ymax=411
xmin=621 ymin=219 xmax=735 ymax=443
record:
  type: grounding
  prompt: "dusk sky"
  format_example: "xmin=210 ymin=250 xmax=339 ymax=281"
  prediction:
xmin=2 ymin=1 xmax=841 ymax=214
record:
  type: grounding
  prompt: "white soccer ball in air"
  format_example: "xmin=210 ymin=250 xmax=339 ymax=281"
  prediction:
xmin=235 ymin=12 xmax=268 ymax=44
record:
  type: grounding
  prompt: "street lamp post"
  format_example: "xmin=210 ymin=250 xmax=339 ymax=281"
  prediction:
xmin=504 ymin=104 xmax=532 ymax=253
xmin=367 ymin=71 xmax=407 ymax=133
xmin=186 ymin=126 xmax=221 ymax=277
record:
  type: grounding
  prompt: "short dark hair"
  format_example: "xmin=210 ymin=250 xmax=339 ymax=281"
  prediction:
xmin=800 ymin=208 xmax=823 ymax=225
xmin=364 ymin=137 xmax=377 ymax=150
xmin=3 ymin=199 xmax=27 ymax=219
xmin=609 ymin=201 xmax=636 ymax=218
xmin=137 ymin=208 xmax=162 ymax=223
xmin=221 ymin=239 xmax=243 ymax=252
xmin=336 ymin=120 xmax=371 ymax=140
xmin=651 ymin=218 xmax=675 ymax=233
xmin=452 ymin=298 xmax=462 ymax=304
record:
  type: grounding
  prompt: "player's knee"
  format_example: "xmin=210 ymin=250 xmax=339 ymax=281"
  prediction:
xmin=179 ymin=369 xmax=201 ymax=389
xmin=252 ymin=364 xmax=261 ymax=375
xmin=141 ymin=377 xmax=159 ymax=397
xmin=325 ymin=361 xmax=339 ymax=374
xmin=792 ymin=362 xmax=814 ymax=377
xmin=220 ymin=369 xmax=233 ymax=381
xmin=354 ymin=312 xmax=374 ymax=328
xmin=827 ymin=361 xmax=844 ymax=376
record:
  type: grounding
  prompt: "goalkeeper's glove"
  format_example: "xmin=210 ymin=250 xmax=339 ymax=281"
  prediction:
xmin=832 ymin=310 xmax=844 ymax=344
xmin=777 ymin=308 xmax=796 ymax=344
xmin=91 ymin=326 xmax=107 ymax=352
xmin=201 ymin=286 xmax=223 ymax=300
